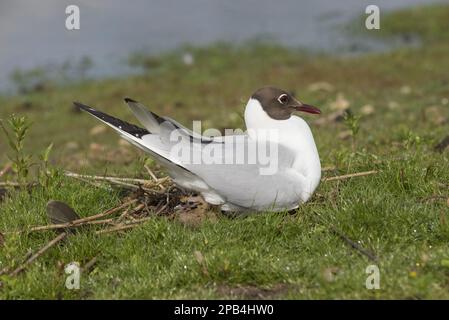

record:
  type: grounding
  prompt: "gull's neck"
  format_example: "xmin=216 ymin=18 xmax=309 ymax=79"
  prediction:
xmin=244 ymin=98 xmax=313 ymax=144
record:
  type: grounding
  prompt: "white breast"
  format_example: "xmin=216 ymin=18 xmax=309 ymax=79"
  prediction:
xmin=244 ymin=98 xmax=321 ymax=198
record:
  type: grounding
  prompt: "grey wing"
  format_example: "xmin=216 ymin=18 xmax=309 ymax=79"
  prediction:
xmin=184 ymin=136 xmax=303 ymax=209
xmin=125 ymin=98 xmax=220 ymax=144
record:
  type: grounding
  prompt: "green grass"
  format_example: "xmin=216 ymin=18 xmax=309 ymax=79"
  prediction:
xmin=1 ymin=4 xmax=449 ymax=299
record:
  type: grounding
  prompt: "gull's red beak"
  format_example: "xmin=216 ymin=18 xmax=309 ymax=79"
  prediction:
xmin=295 ymin=104 xmax=321 ymax=115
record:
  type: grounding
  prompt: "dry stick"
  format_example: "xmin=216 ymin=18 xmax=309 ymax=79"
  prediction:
xmin=144 ymin=164 xmax=158 ymax=181
xmin=155 ymin=202 xmax=169 ymax=215
xmin=0 ymin=181 xmax=38 ymax=188
xmin=67 ymin=173 xmax=139 ymax=191
xmin=80 ymin=218 xmax=115 ymax=226
xmin=311 ymin=210 xmax=378 ymax=262
xmin=64 ymin=171 xmax=150 ymax=185
xmin=95 ymin=224 xmax=137 ymax=235
xmin=0 ymin=163 xmax=12 ymax=178
xmin=321 ymin=166 xmax=336 ymax=172
xmin=144 ymin=165 xmax=166 ymax=190
xmin=117 ymin=203 xmax=145 ymax=222
xmin=82 ymin=256 xmax=98 ymax=274
xmin=108 ymin=178 xmax=140 ymax=190
xmin=75 ymin=176 xmax=112 ymax=191
xmin=330 ymin=227 xmax=378 ymax=262
xmin=5 ymin=218 xmax=117 ymax=236
xmin=96 ymin=217 xmax=152 ymax=235
xmin=9 ymin=232 xmax=67 ymax=276
xmin=0 ymin=267 xmax=9 ymax=276
xmin=0 ymin=182 xmax=21 ymax=187
xmin=322 ymin=170 xmax=378 ymax=182
xmin=25 ymin=199 xmax=138 ymax=233
xmin=65 ymin=172 xmax=166 ymax=194
xmin=419 ymin=195 xmax=447 ymax=203
xmin=117 ymin=207 xmax=132 ymax=222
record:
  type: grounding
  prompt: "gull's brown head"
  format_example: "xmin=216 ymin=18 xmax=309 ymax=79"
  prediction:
xmin=251 ymin=86 xmax=321 ymax=120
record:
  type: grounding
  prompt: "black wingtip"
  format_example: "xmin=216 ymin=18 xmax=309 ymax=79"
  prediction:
xmin=73 ymin=101 xmax=93 ymax=112
xmin=124 ymin=97 xmax=137 ymax=103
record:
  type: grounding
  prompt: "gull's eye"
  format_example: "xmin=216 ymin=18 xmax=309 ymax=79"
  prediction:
xmin=277 ymin=94 xmax=288 ymax=105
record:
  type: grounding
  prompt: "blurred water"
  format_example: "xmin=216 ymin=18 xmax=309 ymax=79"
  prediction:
xmin=0 ymin=0 xmax=446 ymax=91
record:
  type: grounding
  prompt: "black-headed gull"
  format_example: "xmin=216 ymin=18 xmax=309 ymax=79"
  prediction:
xmin=75 ymin=87 xmax=321 ymax=212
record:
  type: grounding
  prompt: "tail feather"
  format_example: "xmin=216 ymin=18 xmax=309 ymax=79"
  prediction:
xmin=74 ymin=101 xmax=190 ymax=172
xmin=124 ymin=98 xmax=222 ymax=145
xmin=74 ymin=102 xmax=149 ymax=138
xmin=124 ymin=97 xmax=164 ymax=134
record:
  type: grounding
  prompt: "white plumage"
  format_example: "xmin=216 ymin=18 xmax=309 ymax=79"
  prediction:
xmin=75 ymin=89 xmax=321 ymax=212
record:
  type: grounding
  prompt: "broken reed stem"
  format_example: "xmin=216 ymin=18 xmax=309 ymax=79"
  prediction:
xmin=82 ymin=256 xmax=98 ymax=273
xmin=63 ymin=171 xmax=169 ymax=194
xmin=311 ymin=211 xmax=378 ymax=262
xmin=144 ymin=164 xmax=158 ymax=181
xmin=330 ymin=227 xmax=378 ymax=262
xmin=321 ymin=166 xmax=336 ymax=172
xmin=5 ymin=218 xmax=117 ymax=235
xmin=74 ymin=176 xmax=112 ymax=191
xmin=9 ymin=232 xmax=67 ymax=276
xmin=117 ymin=203 xmax=145 ymax=222
xmin=0 ymin=181 xmax=38 ymax=188
xmin=95 ymin=217 xmax=152 ymax=235
xmin=0 ymin=182 xmax=22 ymax=187
xmin=64 ymin=171 xmax=152 ymax=185
xmin=0 ymin=267 xmax=9 ymax=276
xmin=108 ymin=178 xmax=140 ymax=190
xmin=95 ymin=225 xmax=136 ymax=235
xmin=144 ymin=165 xmax=166 ymax=190
xmin=0 ymin=163 xmax=12 ymax=178
xmin=25 ymin=199 xmax=138 ymax=233
xmin=322 ymin=170 xmax=378 ymax=182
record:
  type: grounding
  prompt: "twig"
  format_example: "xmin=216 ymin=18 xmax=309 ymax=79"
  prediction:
xmin=0 ymin=182 xmax=21 ymax=187
xmin=64 ymin=171 xmax=167 ymax=194
xmin=108 ymin=178 xmax=140 ymax=190
xmin=0 ymin=267 xmax=9 ymax=276
xmin=14 ymin=199 xmax=138 ymax=233
xmin=117 ymin=204 xmax=145 ymax=222
xmin=310 ymin=210 xmax=378 ymax=262
xmin=5 ymin=218 xmax=117 ymax=235
xmin=0 ymin=181 xmax=38 ymax=188
xmin=9 ymin=232 xmax=67 ymax=276
xmin=434 ymin=135 xmax=449 ymax=153
xmin=74 ymin=176 xmax=112 ymax=191
xmin=96 ymin=217 xmax=152 ymax=235
xmin=82 ymin=256 xmax=98 ymax=274
xmin=419 ymin=195 xmax=447 ymax=203
xmin=330 ymin=227 xmax=378 ymax=262
xmin=144 ymin=164 xmax=158 ymax=181
xmin=124 ymin=216 xmax=152 ymax=225
xmin=46 ymin=198 xmax=136 ymax=226
xmin=155 ymin=202 xmax=169 ymax=215
xmin=95 ymin=224 xmax=137 ymax=235
xmin=64 ymin=171 xmax=151 ymax=185
xmin=322 ymin=170 xmax=378 ymax=182
xmin=0 ymin=163 xmax=12 ymax=178
xmin=144 ymin=165 xmax=167 ymax=190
